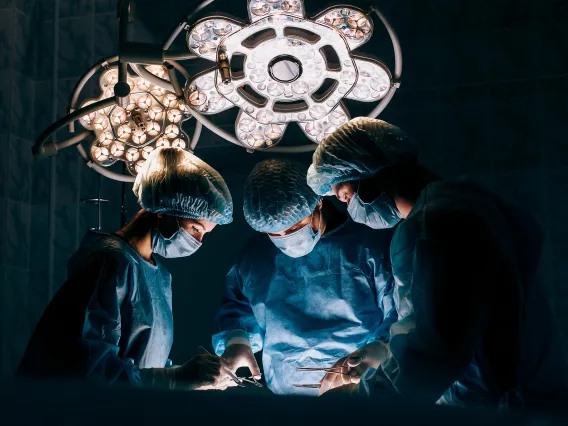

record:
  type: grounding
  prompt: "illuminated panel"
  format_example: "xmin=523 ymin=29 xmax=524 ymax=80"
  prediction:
xmin=344 ymin=58 xmax=392 ymax=102
xmin=78 ymin=65 xmax=192 ymax=176
xmin=187 ymin=18 xmax=244 ymax=61
xmin=314 ymin=7 xmax=373 ymax=50
xmin=247 ymin=0 xmax=305 ymax=23
xmin=297 ymin=102 xmax=350 ymax=143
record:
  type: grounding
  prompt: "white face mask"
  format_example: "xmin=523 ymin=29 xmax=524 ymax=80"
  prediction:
xmin=151 ymin=223 xmax=202 ymax=258
xmin=269 ymin=210 xmax=322 ymax=258
xmin=347 ymin=191 xmax=401 ymax=229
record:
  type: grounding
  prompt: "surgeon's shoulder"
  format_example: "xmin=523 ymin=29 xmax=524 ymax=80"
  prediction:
xmin=83 ymin=233 xmax=141 ymax=271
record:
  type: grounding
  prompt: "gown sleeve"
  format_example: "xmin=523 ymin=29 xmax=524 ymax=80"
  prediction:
xmin=79 ymin=252 xmax=142 ymax=385
xmin=365 ymin=240 xmax=397 ymax=344
xmin=212 ymin=264 xmax=263 ymax=355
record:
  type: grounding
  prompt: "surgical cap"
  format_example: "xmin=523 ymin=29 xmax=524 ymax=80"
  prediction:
xmin=244 ymin=159 xmax=321 ymax=233
xmin=133 ymin=147 xmax=233 ymax=224
xmin=307 ymin=117 xmax=418 ymax=196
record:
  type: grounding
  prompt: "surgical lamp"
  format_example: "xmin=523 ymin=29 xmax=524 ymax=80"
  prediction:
xmin=33 ymin=0 xmax=402 ymax=183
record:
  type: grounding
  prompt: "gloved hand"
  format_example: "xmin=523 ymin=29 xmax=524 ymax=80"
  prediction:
xmin=140 ymin=354 xmax=236 ymax=391
xmin=221 ymin=343 xmax=262 ymax=380
xmin=319 ymin=341 xmax=388 ymax=396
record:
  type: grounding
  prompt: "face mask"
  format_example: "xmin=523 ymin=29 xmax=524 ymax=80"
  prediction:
xmin=152 ymin=224 xmax=202 ymax=258
xmin=347 ymin=191 xmax=401 ymax=229
xmin=269 ymin=210 xmax=322 ymax=258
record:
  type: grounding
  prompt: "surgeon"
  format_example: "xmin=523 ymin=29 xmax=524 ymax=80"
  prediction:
xmin=18 ymin=148 xmax=235 ymax=391
xmin=212 ymin=159 xmax=397 ymax=396
xmin=308 ymin=117 xmax=568 ymax=407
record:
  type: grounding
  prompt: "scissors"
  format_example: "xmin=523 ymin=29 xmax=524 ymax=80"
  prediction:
xmin=198 ymin=346 xmax=263 ymax=388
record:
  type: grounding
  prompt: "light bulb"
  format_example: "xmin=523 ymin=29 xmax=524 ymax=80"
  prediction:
xmin=213 ymin=21 xmax=233 ymax=36
xmin=147 ymin=121 xmax=161 ymax=136
xmin=93 ymin=146 xmax=110 ymax=162
xmin=250 ymin=1 xmax=269 ymax=16
xmin=246 ymin=132 xmax=266 ymax=148
xmin=208 ymin=95 xmax=226 ymax=112
xmin=125 ymin=98 xmax=137 ymax=111
xmin=188 ymin=91 xmax=207 ymax=106
xmin=132 ymin=130 xmax=147 ymax=145
xmin=148 ymin=105 xmax=164 ymax=120
xmin=305 ymin=121 xmax=323 ymax=136
xmin=256 ymin=109 xmax=274 ymax=124
xmin=137 ymin=94 xmax=153 ymax=109
xmin=156 ymin=138 xmax=170 ymax=148
xmin=146 ymin=65 xmax=166 ymax=78
xmin=162 ymin=93 xmax=179 ymax=108
xmin=136 ymin=79 xmax=152 ymax=91
xmin=142 ymin=146 xmax=154 ymax=159
xmin=151 ymin=87 xmax=166 ymax=98
xmin=125 ymin=148 xmax=140 ymax=162
xmin=264 ymin=124 xmax=283 ymax=140
xmin=238 ymin=117 xmax=256 ymax=132
xmin=347 ymin=12 xmax=370 ymax=31
xmin=198 ymin=42 xmax=217 ymax=55
xmin=324 ymin=11 xmax=344 ymax=27
xmin=92 ymin=114 xmax=109 ymax=130
xmin=171 ymin=138 xmax=186 ymax=149
xmin=281 ymin=0 xmax=300 ymax=13
xmin=110 ymin=142 xmax=125 ymax=157
xmin=135 ymin=160 xmax=146 ymax=174
xmin=164 ymin=125 xmax=179 ymax=139
xmin=167 ymin=109 xmax=183 ymax=123
xmin=329 ymin=109 xmax=348 ymax=126
xmin=117 ymin=125 xmax=132 ymax=140
xmin=110 ymin=107 xmax=127 ymax=125
xmin=103 ymin=69 xmax=119 ymax=86
xmin=192 ymin=24 xmax=211 ymax=42
xmin=309 ymin=105 xmax=327 ymax=119
xmin=103 ymin=88 xmax=115 ymax=99
xmin=98 ymin=131 xmax=114 ymax=145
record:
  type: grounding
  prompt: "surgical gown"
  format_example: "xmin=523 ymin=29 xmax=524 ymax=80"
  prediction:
xmin=212 ymin=219 xmax=397 ymax=395
xmin=362 ymin=179 xmax=568 ymax=408
xmin=17 ymin=231 xmax=173 ymax=384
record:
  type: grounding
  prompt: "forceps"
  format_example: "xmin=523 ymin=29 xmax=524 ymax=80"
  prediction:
xmin=296 ymin=366 xmax=350 ymax=375
xmin=293 ymin=366 xmax=351 ymax=389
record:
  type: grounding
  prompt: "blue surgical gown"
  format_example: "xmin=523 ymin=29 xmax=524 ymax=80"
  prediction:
xmin=362 ymin=179 xmax=568 ymax=408
xmin=17 ymin=231 xmax=173 ymax=384
xmin=212 ymin=219 xmax=397 ymax=395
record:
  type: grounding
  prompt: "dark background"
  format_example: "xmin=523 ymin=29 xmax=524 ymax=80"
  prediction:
xmin=0 ymin=0 xmax=567 ymax=375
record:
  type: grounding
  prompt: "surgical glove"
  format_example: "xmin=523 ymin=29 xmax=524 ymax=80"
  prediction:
xmin=140 ymin=354 xmax=235 ymax=391
xmin=221 ymin=343 xmax=262 ymax=380
xmin=319 ymin=341 xmax=388 ymax=396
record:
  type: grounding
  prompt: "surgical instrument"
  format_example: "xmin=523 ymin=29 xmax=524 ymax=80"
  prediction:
xmin=198 ymin=346 xmax=245 ymax=388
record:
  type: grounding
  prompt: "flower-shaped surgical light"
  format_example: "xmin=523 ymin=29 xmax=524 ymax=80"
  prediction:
xmin=185 ymin=0 xmax=393 ymax=149
xmin=78 ymin=65 xmax=192 ymax=175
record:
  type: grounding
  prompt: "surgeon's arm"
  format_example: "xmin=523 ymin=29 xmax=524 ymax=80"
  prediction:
xmin=372 ymin=211 xmax=492 ymax=403
xmin=79 ymin=252 xmax=141 ymax=385
xmin=369 ymin=273 xmax=397 ymax=344
xmin=212 ymin=265 xmax=263 ymax=378
xmin=212 ymin=264 xmax=263 ymax=355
